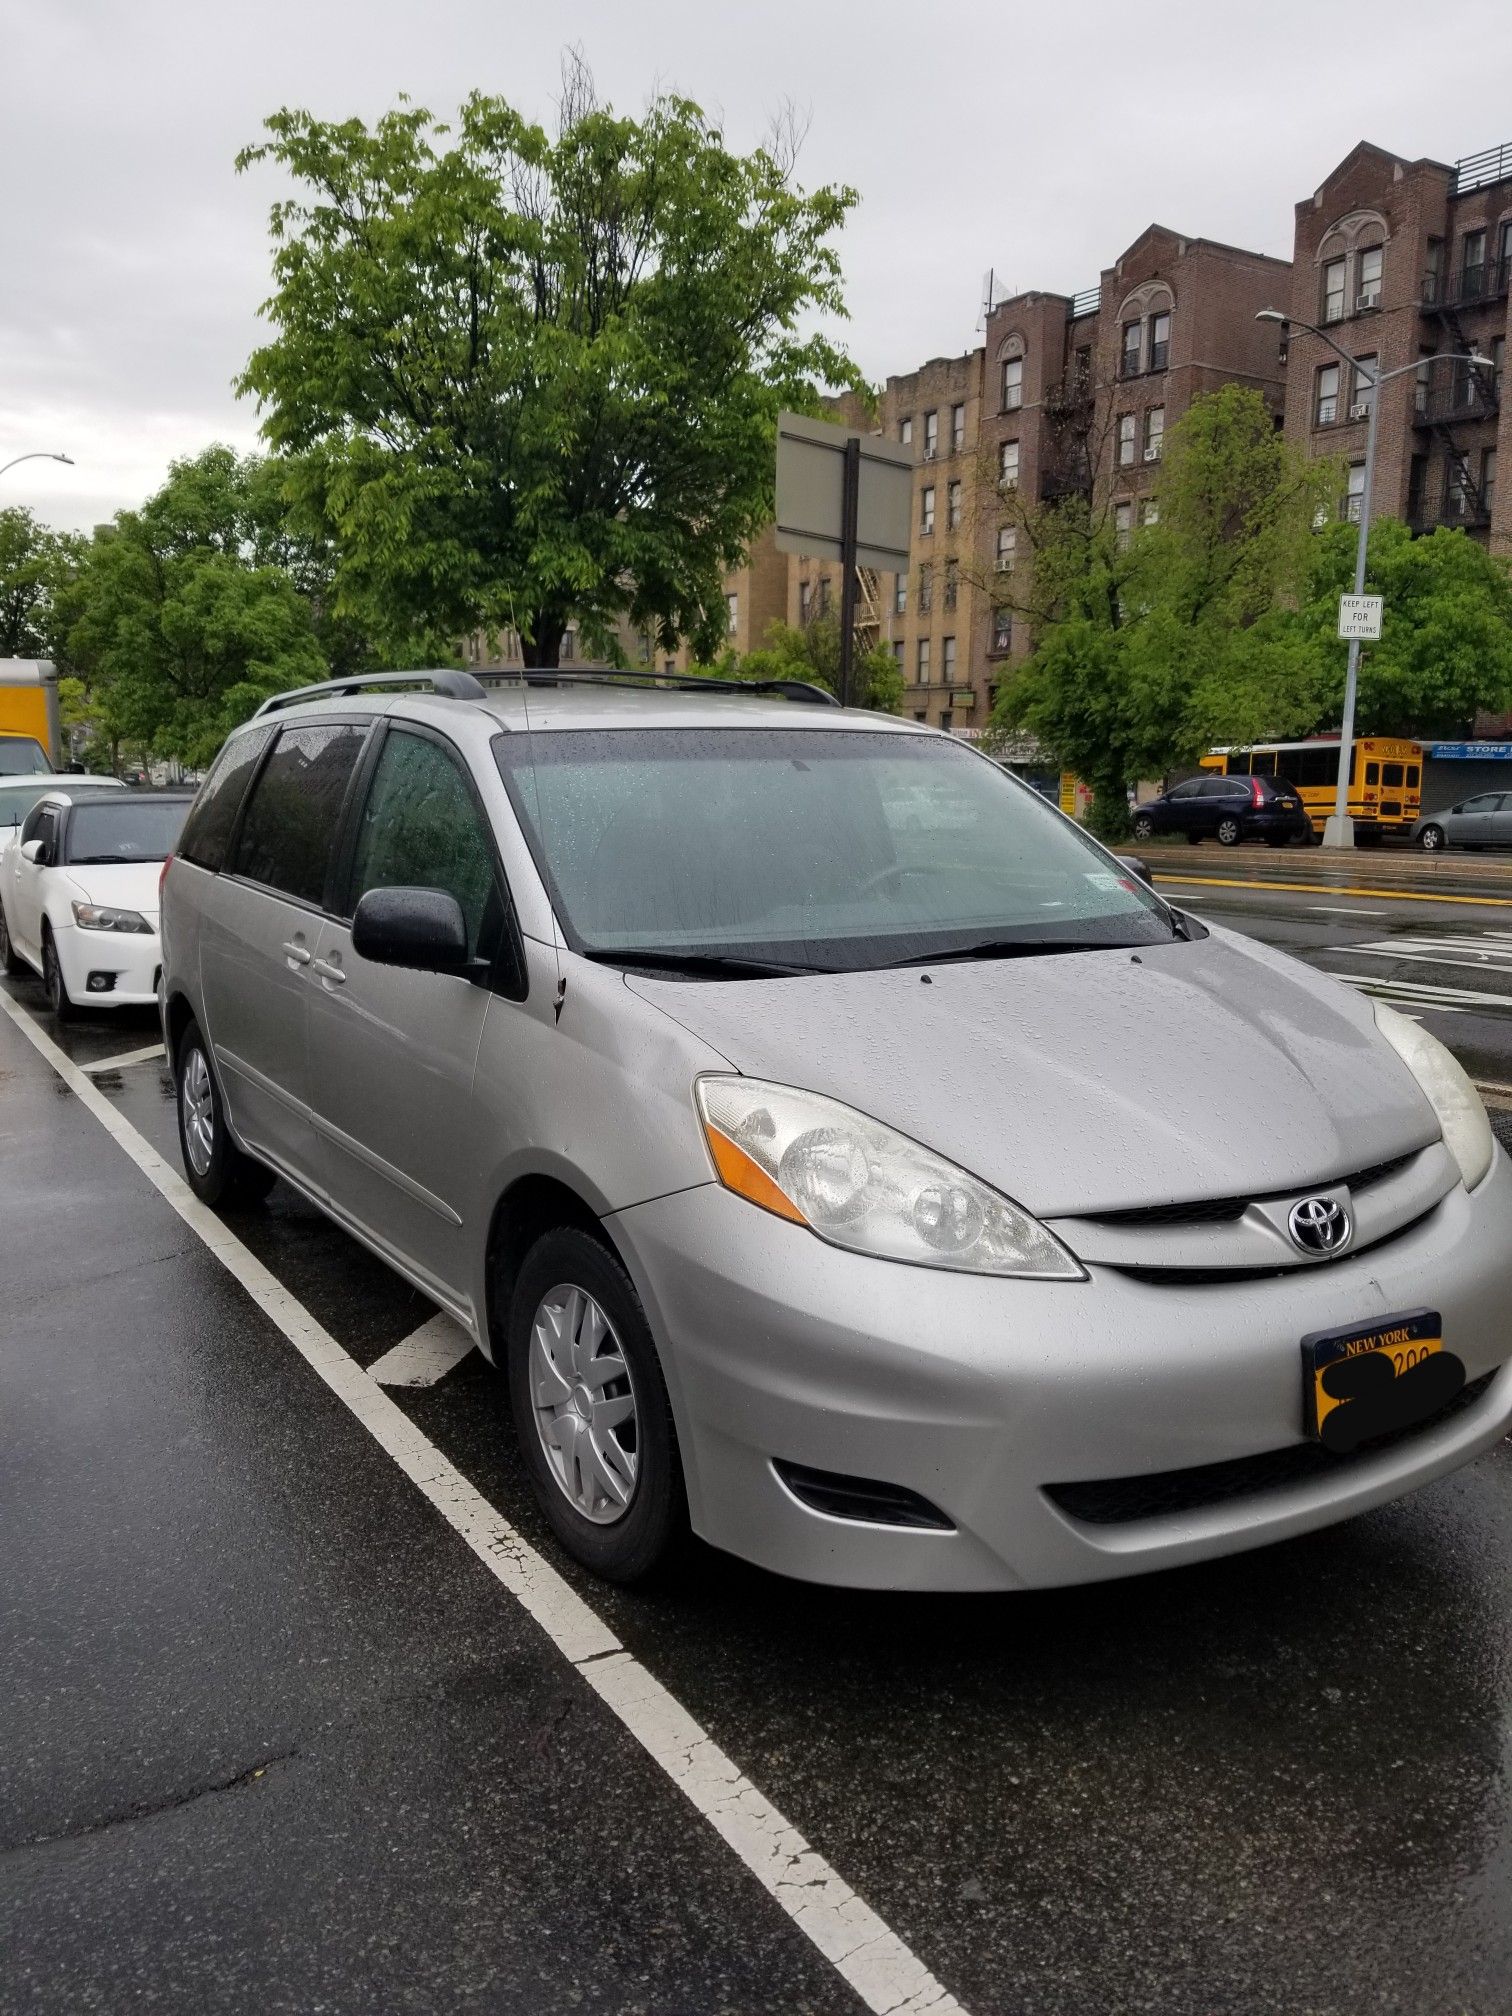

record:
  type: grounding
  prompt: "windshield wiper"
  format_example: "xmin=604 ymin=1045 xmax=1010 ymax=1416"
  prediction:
xmin=67 ymin=854 xmax=141 ymax=865
xmin=890 ymin=938 xmax=1136 ymax=968
xmin=583 ymin=947 xmax=818 ymax=979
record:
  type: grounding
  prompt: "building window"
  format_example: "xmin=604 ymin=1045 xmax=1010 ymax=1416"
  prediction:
xmin=1322 ymin=256 xmax=1347 ymax=322
xmin=561 ymin=629 xmax=577 ymax=660
xmin=664 ymin=659 xmax=676 ymax=675
xmin=1415 ymin=347 xmax=1436 ymax=414
xmin=725 ymin=593 xmax=738 ymax=635
xmin=992 ymin=607 xmax=1012 ymax=652
xmin=1114 ymin=500 xmax=1133 ymax=549
xmin=951 ymin=403 xmax=965 ymax=452
xmin=1462 ymin=229 xmax=1486 ymax=297
xmin=917 ymin=638 xmax=931 ymax=683
xmin=1316 ymin=363 xmax=1340 ymax=427
xmin=920 ymin=485 xmax=936 ymax=535
xmin=1143 ymin=407 xmax=1164 ymax=462
xmin=944 ymin=559 xmax=958 ymax=610
xmin=996 ymin=524 xmax=1016 ymax=571
xmin=1493 ymin=335 xmax=1507 ymax=399
xmin=1001 ymin=358 xmax=1023 ymax=411
xmin=1447 ymin=456 xmax=1474 ymax=520
xmin=894 ymin=575 xmax=907 ymax=616
xmin=947 ymin=479 xmax=962 ymax=529
xmin=1344 ymin=461 xmax=1366 ymax=523
xmin=1407 ymin=454 xmax=1428 ymax=521
xmin=816 ymin=577 xmax=831 ymax=617
xmin=918 ymin=563 xmax=933 ymax=612
xmin=999 ymin=439 xmax=1020 ymax=488
xmin=942 ymin=636 xmax=957 ymax=681
xmin=1147 ymin=311 xmax=1170 ymax=373
xmin=1141 ymin=500 xmax=1160 ymax=528
xmin=924 ymin=410 xmax=939 ymax=460
xmin=1351 ymin=357 xmax=1376 ymax=418
xmin=1073 ymin=344 xmax=1092 ymax=390
xmin=1121 ymin=321 xmax=1141 ymax=377
xmin=1356 ymin=244 xmax=1383 ymax=310
xmin=1500 ymin=220 xmax=1512 ymax=281
xmin=892 ymin=640 xmax=905 ymax=668
xmin=1117 ymin=413 xmax=1136 ymax=466
xmin=900 ymin=415 xmax=912 ymax=446
xmin=1482 ymin=448 xmax=1498 ymax=517
xmin=1424 ymin=237 xmax=1444 ymax=301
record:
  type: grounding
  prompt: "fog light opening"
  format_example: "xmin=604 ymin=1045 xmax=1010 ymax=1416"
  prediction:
xmin=773 ymin=1460 xmax=955 ymax=1531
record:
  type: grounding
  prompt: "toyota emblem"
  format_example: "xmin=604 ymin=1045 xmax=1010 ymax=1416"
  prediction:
xmin=1288 ymin=1194 xmax=1352 ymax=1255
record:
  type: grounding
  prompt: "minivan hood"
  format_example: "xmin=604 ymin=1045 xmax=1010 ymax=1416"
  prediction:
xmin=626 ymin=931 xmax=1440 ymax=1216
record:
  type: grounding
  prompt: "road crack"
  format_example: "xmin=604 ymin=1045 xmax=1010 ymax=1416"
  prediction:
xmin=3 ymin=1747 xmax=297 ymax=1853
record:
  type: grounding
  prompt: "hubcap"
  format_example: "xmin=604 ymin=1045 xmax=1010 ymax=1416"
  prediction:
xmin=528 ymin=1284 xmax=638 ymax=1525
xmin=182 ymin=1047 xmax=215 ymax=1177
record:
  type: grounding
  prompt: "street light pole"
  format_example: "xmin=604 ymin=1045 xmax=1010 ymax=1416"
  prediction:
xmin=0 ymin=451 xmax=74 ymax=482
xmin=1256 ymin=310 xmax=1490 ymax=847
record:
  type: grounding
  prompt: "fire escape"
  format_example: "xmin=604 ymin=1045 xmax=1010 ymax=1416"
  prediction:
xmin=1412 ymin=252 xmax=1506 ymax=532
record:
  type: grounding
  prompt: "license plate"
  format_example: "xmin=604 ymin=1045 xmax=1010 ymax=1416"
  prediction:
xmin=1301 ymin=1310 xmax=1462 ymax=1453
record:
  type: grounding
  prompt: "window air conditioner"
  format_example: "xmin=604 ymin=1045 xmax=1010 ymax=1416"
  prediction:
xmin=1143 ymin=443 xmax=1162 ymax=461
xmin=1348 ymin=403 xmax=1372 ymax=420
xmin=1356 ymin=289 xmax=1380 ymax=311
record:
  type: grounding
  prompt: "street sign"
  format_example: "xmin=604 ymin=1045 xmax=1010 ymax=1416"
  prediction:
xmin=773 ymin=411 xmax=912 ymax=573
xmin=1337 ymin=593 xmax=1384 ymax=641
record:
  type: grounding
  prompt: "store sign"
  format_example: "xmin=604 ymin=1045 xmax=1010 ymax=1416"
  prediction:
xmin=1424 ymin=741 xmax=1512 ymax=761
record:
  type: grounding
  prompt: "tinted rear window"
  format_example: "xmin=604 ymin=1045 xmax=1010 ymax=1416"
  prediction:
xmin=64 ymin=799 xmax=189 ymax=865
xmin=230 ymin=722 xmax=367 ymax=906
xmin=178 ymin=726 xmax=273 ymax=872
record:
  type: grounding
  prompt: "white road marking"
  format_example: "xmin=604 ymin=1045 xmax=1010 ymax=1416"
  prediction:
xmin=80 ymin=1043 xmax=168 ymax=1075
xmin=1311 ymin=905 xmax=1387 ymax=916
xmin=1331 ymin=946 xmax=1512 ymax=976
xmin=1324 ymin=975 xmax=1469 ymax=1014
xmin=368 ymin=1312 xmax=476 ymax=1388
xmin=0 ymin=988 xmax=967 ymax=2016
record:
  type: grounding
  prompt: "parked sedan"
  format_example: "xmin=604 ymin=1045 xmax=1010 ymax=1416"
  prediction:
xmin=0 ymin=788 xmax=190 ymax=1017
xmin=0 ymin=773 xmax=125 ymax=853
xmin=1134 ymin=774 xmax=1312 ymax=847
xmin=1413 ymin=792 xmax=1512 ymax=852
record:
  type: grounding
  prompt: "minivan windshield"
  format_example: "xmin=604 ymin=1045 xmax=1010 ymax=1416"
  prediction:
xmin=64 ymin=798 xmax=189 ymax=865
xmin=495 ymin=727 xmax=1177 ymax=973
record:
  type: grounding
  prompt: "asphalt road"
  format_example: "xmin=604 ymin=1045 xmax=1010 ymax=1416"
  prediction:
xmin=5 ymin=857 xmax=1512 ymax=2016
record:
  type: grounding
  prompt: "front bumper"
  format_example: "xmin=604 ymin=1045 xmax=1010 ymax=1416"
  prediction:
xmin=52 ymin=921 xmax=162 ymax=1008
xmin=609 ymin=1150 xmax=1512 ymax=1591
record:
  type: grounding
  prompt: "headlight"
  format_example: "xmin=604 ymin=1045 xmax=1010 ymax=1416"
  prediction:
xmin=695 ymin=1075 xmax=1083 ymax=1278
xmin=1373 ymin=1001 xmax=1493 ymax=1190
xmin=71 ymin=902 xmax=152 ymax=934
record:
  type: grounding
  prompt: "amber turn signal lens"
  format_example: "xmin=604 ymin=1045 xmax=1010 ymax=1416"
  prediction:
xmin=702 ymin=1123 xmax=807 ymax=1225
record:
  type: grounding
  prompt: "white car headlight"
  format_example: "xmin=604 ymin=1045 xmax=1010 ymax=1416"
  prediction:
xmin=1373 ymin=1001 xmax=1494 ymax=1190
xmin=695 ymin=1075 xmax=1083 ymax=1279
xmin=72 ymin=902 xmax=152 ymax=934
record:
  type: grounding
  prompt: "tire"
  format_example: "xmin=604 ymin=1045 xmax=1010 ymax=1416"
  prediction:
xmin=0 ymin=901 xmax=23 ymax=977
xmin=174 ymin=1017 xmax=277 ymax=1208
xmin=42 ymin=925 xmax=79 ymax=1022
xmin=506 ymin=1226 xmax=686 ymax=1585
xmin=1417 ymin=825 xmax=1445 ymax=852
xmin=1185 ymin=830 xmax=1202 ymax=845
xmin=1265 ymin=836 xmax=1289 ymax=848
xmin=1217 ymin=817 xmax=1242 ymax=846
xmin=1132 ymin=814 xmax=1155 ymax=841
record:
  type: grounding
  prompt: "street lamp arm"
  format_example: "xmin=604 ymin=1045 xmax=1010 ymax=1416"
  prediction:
xmin=1256 ymin=310 xmax=1489 ymax=386
xmin=0 ymin=451 xmax=75 ymax=482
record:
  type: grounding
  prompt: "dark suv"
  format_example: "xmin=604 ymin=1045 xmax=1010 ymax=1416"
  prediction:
xmin=1133 ymin=774 xmax=1312 ymax=847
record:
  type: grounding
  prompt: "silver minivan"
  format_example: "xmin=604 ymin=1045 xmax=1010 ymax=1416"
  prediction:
xmin=160 ymin=671 xmax=1512 ymax=1589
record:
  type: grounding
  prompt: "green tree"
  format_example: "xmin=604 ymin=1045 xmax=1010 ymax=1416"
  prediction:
xmin=1293 ymin=517 xmax=1512 ymax=737
xmin=61 ymin=446 xmax=329 ymax=766
xmin=989 ymin=386 xmax=1335 ymax=837
xmin=235 ymin=60 xmax=861 ymax=668
xmin=0 ymin=506 xmax=85 ymax=659
xmin=710 ymin=612 xmax=903 ymax=713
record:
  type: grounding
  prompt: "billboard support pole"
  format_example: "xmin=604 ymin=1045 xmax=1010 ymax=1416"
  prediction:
xmin=837 ymin=436 xmax=860 ymax=709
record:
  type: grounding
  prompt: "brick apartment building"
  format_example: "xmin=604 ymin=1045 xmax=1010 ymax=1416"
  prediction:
xmin=1282 ymin=139 xmax=1512 ymax=550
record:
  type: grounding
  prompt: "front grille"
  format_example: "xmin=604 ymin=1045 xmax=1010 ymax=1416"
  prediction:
xmin=773 ymin=1460 xmax=955 ymax=1531
xmin=1087 ymin=1151 xmax=1418 ymax=1231
xmin=1105 ymin=1203 xmax=1438 ymax=1284
xmin=1045 ymin=1371 xmax=1497 ymax=1526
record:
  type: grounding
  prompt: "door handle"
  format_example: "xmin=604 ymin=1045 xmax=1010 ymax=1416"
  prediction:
xmin=282 ymin=940 xmax=312 ymax=966
xmin=311 ymin=957 xmax=346 ymax=985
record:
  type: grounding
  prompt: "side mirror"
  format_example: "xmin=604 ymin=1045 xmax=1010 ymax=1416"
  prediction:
xmin=1115 ymin=852 xmax=1153 ymax=885
xmin=20 ymin=838 xmax=48 ymax=866
xmin=351 ymin=886 xmax=471 ymax=975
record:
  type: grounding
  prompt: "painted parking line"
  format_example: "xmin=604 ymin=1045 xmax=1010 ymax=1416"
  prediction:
xmin=1310 ymin=904 xmax=1387 ymax=916
xmin=79 ymin=1043 xmax=168 ymax=1075
xmin=0 ymin=987 xmax=967 ymax=2016
xmin=368 ymin=1311 xmax=476 ymax=1388
xmin=1154 ymin=875 xmax=1512 ymax=908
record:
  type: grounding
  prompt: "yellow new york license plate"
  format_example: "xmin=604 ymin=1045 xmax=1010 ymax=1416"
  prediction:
xmin=1302 ymin=1310 xmax=1460 ymax=1454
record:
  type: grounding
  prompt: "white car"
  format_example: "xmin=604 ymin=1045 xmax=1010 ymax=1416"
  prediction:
xmin=0 ymin=788 xmax=191 ymax=1017
xmin=0 ymin=773 xmax=126 ymax=855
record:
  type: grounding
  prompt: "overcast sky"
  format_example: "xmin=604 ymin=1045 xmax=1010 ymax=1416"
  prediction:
xmin=5 ymin=0 xmax=1512 ymax=533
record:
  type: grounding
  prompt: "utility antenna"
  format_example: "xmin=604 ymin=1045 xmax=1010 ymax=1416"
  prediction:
xmin=977 ymin=267 xmax=997 ymax=331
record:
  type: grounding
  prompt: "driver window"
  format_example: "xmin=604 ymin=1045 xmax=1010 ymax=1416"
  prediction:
xmin=20 ymin=803 xmax=54 ymax=848
xmin=349 ymin=730 xmax=504 ymax=961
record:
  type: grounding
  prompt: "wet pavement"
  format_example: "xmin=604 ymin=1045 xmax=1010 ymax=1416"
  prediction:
xmin=5 ymin=866 xmax=1512 ymax=2016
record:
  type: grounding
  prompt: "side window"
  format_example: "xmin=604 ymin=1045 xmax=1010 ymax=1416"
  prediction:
xmin=348 ymin=730 xmax=504 ymax=962
xmin=1168 ymin=780 xmax=1202 ymax=801
xmin=231 ymin=722 xmax=367 ymax=907
xmin=178 ymin=726 xmax=273 ymax=871
xmin=19 ymin=802 xmax=54 ymax=847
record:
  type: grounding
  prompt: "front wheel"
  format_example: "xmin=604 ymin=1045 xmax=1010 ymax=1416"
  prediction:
xmin=42 ymin=926 xmax=79 ymax=1022
xmin=1417 ymin=824 xmax=1445 ymax=852
xmin=1217 ymin=817 xmax=1242 ymax=846
xmin=1132 ymin=814 xmax=1155 ymax=841
xmin=175 ymin=1018 xmax=277 ymax=1208
xmin=507 ymin=1227 xmax=686 ymax=1584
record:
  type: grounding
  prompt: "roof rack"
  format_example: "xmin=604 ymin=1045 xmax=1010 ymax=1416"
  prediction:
xmin=479 ymin=667 xmax=841 ymax=708
xmin=253 ymin=669 xmax=487 ymax=718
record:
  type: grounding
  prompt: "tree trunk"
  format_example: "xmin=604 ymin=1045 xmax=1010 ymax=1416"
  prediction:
xmin=521 ymin=614 xmax=567 ymax=669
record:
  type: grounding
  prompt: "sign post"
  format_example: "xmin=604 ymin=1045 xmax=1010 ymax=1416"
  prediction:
xmin=774 ymin=412 xmax=912 ymax=708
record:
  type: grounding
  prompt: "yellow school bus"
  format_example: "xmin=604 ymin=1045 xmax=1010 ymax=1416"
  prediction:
xmin=1200 ymin=738 xmax=1424 ymax=842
